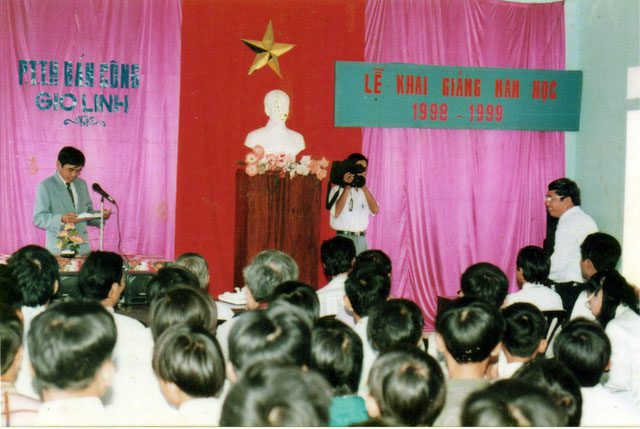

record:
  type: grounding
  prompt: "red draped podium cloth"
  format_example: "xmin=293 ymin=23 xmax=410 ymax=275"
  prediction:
xmin=234 ymin=170 xmax=321 ymax=289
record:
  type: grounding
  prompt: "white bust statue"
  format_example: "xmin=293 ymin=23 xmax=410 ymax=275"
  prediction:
xmin=244 ymin=89 xmax=305 ymax=158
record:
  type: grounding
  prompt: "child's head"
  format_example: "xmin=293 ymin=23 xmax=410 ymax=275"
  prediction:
xmin=310 ymin=317 xmax=363 ymax=395
xmin=580 ymin=232 xmax=621 ymax=275
xmin=321 ymin=236 xmax=356 ymax=278
xmin=0 ymin=303 xmax=23 ymax=383
xmin=269 ymin=281 xmax=320 ymax=323
xmin=0 ymin=265 xmax=22 ymax=309
xmin=353 ymin=249 xmax=392 ymax=277
xmin=8 ymin=245 xmax=59 ymax=307
xmin=344 ymin=265 xmax=391 ymax=319
xmin=220 ymin=363 xmax=332 ymax=427
xmin=435 ymin=297 xmax=505 ymax=364
xmin=152 ymin=324 xmax=225 ymax=407
xmin=367 ymin=298 xmax=423 ymax=353
xmin=174 ymin=252 xmax=210 ymax=290
xmin=553 ymin=318 xmax=611 ymax=387
xmin=148 ymin=265 xmax=201 ymax=302
xmin=584 ymin=270 xmax=639 ymax=328
xmin=78 ymin=251 xmax=124 ymax=303
xmin=149 ymin=285 xmax=217 ymax=341
xmin=28 ymin=299 xmax=116 ymax=398
xmin=501 ymin=303 xmax=547 ymax=360
xmin=367 ymin=349 xmax=445 ymax=426
xmin=516 ymin=246 xmax=550 ymax=285
xmin=460 ymin=262 xmax=508 ymax=308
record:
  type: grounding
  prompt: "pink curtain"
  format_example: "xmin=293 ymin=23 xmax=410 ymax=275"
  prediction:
xmin=364 ymin=0 xmax=566 ymax=329
xmin=0 ymin=0 xmax=181 ymax=257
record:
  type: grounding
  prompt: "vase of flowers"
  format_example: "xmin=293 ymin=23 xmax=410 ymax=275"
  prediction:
xmin=241 ymin=145 xmax=329 ymax=180
xmin=55 ymin=223 xmax=84 ymax=258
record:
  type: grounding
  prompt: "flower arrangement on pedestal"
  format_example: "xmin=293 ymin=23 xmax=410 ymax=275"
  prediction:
xmin=55 ymin=222 xmax=84 ymax=257
xmin=242 ymin=145 xmax=329 ymax=180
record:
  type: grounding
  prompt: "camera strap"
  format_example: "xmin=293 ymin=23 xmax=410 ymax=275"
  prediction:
xmin=325 ymin=185 xmax=341 ymax=210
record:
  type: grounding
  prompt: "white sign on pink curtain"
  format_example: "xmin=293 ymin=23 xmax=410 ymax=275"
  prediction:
xmin=0 ymin=0 xmax=181 ymax=258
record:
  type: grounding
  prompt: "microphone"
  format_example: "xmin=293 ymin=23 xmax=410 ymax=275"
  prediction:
xmin=92 ymin=183 xmax=116 ymax=203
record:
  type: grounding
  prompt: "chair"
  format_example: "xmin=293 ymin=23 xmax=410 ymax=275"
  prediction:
xmin=542 ymin=309 xmax=568 ymax=345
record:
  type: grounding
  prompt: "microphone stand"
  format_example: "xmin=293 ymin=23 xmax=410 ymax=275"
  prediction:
xmin=99 ymin=195 xmax=105 ymax=251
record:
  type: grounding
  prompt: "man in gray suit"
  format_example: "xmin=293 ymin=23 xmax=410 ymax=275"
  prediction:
xmin=33 ymin=146 xmax=111 ymax=254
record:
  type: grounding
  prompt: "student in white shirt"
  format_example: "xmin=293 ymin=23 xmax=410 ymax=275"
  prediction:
xmin=316 ymin=236 xmax=355 ymax=319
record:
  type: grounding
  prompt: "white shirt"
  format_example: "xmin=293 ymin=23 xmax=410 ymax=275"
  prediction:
xmin=580 ymin=385 xmax=640 ymax=426
xmin=354 ymin=316 xmax=378 ymax=395
xmin=603 ymin=305 xmax=640 ymax=407
xmin=317 ymin=273 xmax=348 ymax=317
xmin=35 ymin=397 xmax=108 ymax=426
xmin=504 ymin=282 xmax=564 ymax=311
xmin=329 ymin=186 xmax=372 ymax=233
xmin=570 ymin=290 xmax=596 ymax=321
xmin=15 ymin=305 xmax=47 ymax=399
xmin=549 ymin=206 xmax=598 ymax=283
xmin=176 ymin=397 xmax=223 ymax=426
xmin=216 ymin=314 xmax=241 ymax=361
xmin=56 ymin=172 xmax=77 ymax=211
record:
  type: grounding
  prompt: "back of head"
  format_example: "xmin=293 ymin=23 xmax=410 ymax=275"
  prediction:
xmin=513 ymin=358 xmax=582 ymax=426
xmin=221 ymin=363 xmax=332 ymax=426
xmin=321 ymin=236 xmax=356 ymax=277
xmin=152 ymin=324 xmax=225 ymax=398
xmin=78 ymin=251 xmax=124 ymax=301
xmin=242 ymin=249 xmax=299 ymax=304
xmin=28 ymin=299 xmax=116 ymax=393
xmin=553 ymin=318 xmax=611 ymax=387
xmin=354 ymin=249 xmax=392 ymax=277
xmin=580 ymin=232 xmax=621 ymax=271
xmin=435 ymin=297 xmax=505 ymax=363
xmin=270 ymin=281 xmax=319 ymax=323
xmin=585 ymin=270 xmax=639 ymax=328
xmin=345 ymin=264 xmax=391 ymax=318
xmin=149 ymin=285 xmax=217 ymax=341
xmin=367 ymin=349 xmax=445 ymax=426
xmin=548 ymin=177 xmax=581 ymax=205
xmin=0 ymin=303 xmax=23 ymax=376
xmin=501 ymin=303 xmax=547 ymax=358
xmin=311 ymin=318 xmax=363 ymax=395
xmin=367 ymin=298 xmax=423 ymax=353
xmin=516 ymin=245 xmax=550 ymax=284
xmin=462 ymin=379 xmax=568 ymax=426
xmin=0 ymin=264 xmax=22 ymax=308
xmin=8 ymin=245 xmax=59 ymax=307
xmin=148 ymin=265 xmax=201 ymax=302
xmin=57 ymin=146 xmax=85 ymax=166
xmin=174 ymin=252 xmax=209 ymax=289
xmin=460 ymin=262 xmax=508 ymax=308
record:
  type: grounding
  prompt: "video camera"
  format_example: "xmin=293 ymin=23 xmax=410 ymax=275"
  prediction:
xmin=329 ymin=159 xmax=366 ymax=188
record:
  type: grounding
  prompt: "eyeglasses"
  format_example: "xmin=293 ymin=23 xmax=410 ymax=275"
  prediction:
xmin=585 ymin=293 xmax=596 ymax=308
xmin=545 ymin=195 xmax=565 ymax=202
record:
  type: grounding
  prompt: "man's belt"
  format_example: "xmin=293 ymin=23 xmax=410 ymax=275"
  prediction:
xmin=336 ymin=230 xmax=366 ymax=237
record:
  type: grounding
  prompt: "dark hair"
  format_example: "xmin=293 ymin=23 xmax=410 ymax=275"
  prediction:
xmin=368 ymin=349 xmax=445 ymax=426
xmin=0 ymin=265 xmax=22 ymax=308
xmin=548 ymin=177 xmax=581 ymax=205
xmin=152 ymin=324 xmax=225 ymax=398
xmin=553 ymin=318 xmax=611 ymax=387
xmin=175 ymin=252 xmax=210 ymax=289
xmin=321 ymin=236 xmax=356 ymax=277
xmin=77 ymin=251 xmax=124 ymax=301
xmin=149 ymin=285 xmax=217 ymax=341
xmin=580 ymin=232 xmax=621 ymax=272
xmin=310 ymin=318 xmax=363 ymax=395
xmin=57 ymin=146 xmax=85 ymax=167
xmin=148 ymin=265 xmax=201 ymax=302
xmin=513 ymin=358 xmax=582 ymax=426
xmin=28 ymin=299 xmax=116 ymax=392
xmin=516 ymin=246 xmax=550 ymax=284
xmin=368 ymin=298 xmax=423 ymax=353
xmin=354 ymin=249 xmax=392 ymax=277
xmin=228 ymin=304 xmax=311 ymax=372
xmin=501 ymin=303 xmax=547 ymax=358
xmin=0 ymin=303 xmax=23 ymax=375
xmin=585 ymin=270 xmax=639 ymax=328
xmin=435 ymin=297 xmax=505 ymax=363
xmin=460 ymin=262 xmax=508 ymax=308
xmin=346 ymin=153 xmax=368 ymax=164
xmin=220 ymin=363 xmax=332 ymax=426
xmin=270 ymin=281 xmax=319 ymax=323
xmin=462 ymin=379 xmax=568 ymax=426
xmin=8 ymin=245 xmax=59 ymax=307
xmin=345 ymin=265 xmax=391 ymax=318
xmin=242 ymin=250 xmax=299 ymax=303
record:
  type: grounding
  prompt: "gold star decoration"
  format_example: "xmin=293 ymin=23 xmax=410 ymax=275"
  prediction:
xmin=241 ymin=20 xmax=295 ymax=78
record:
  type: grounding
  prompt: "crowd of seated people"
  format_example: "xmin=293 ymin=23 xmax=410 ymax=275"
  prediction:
xmin=1 ymin=233 xmax=639 ymax=426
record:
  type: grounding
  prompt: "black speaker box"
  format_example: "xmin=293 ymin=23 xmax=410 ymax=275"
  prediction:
xmin=123 ymin=273 xmax=154 ymax=305
xmin=52 ymin=273 xmax=81 ymax=302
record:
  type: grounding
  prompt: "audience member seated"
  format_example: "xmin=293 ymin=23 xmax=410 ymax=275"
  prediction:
xmin=310 ymin=317 xmax=368 ymax=426
xmin=317 ymin=236 xmax=356 ymax=324
xmin=459 ymin=262 xmax=509 ymax=309
xmin=366 ymin=349 xmax=445 ymax=426
xmin=28 ymin=300 xmax=117 ymax=426
xmin=489 ymin=303 xmax=547 ymax=379
xmin=270 ymin=280 xmax=320 ymax=324
xmin=0 ymin=303 xmax=40 ymax=426
xmin=584 ymin=270 xmax=640 ymax=406
xmin=220 ymin=363 xmax=332 ymax=427
xmin=344 ymin=264 xmax=391 ymax=394
xmin=512 ymin=358 xmax=582 ymax=426
xmin=174 ymin=252 xmax=234 ymax=321
xmin=553 ymin=318 xmax=640 ymax=425
xmin=216 ymin=249 xmax=299 ymax=358
xmin=433 ymin=297 xmax=505 ymax=426
xmin=354 ymin=249 xmax=392 ymax=278
xmin=152 ymin=324 xmax=226 ymax=425
xmin=462 ymin=379 xmax=569 ymax=426
xmin=367 ymin=298 xmax=424 ymax=354
xmin=504 ymin=245 xmax=563 ymax=311
xmin=147 ymin=265 xmax=201 ymax=302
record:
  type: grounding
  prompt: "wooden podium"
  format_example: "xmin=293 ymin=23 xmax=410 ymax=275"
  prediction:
xmin=234 ymin=170 xmax=321 ymax=288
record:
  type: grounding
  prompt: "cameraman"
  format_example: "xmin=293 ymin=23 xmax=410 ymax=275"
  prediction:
xmin=328 ymin=153 xmax=379 ymax=254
